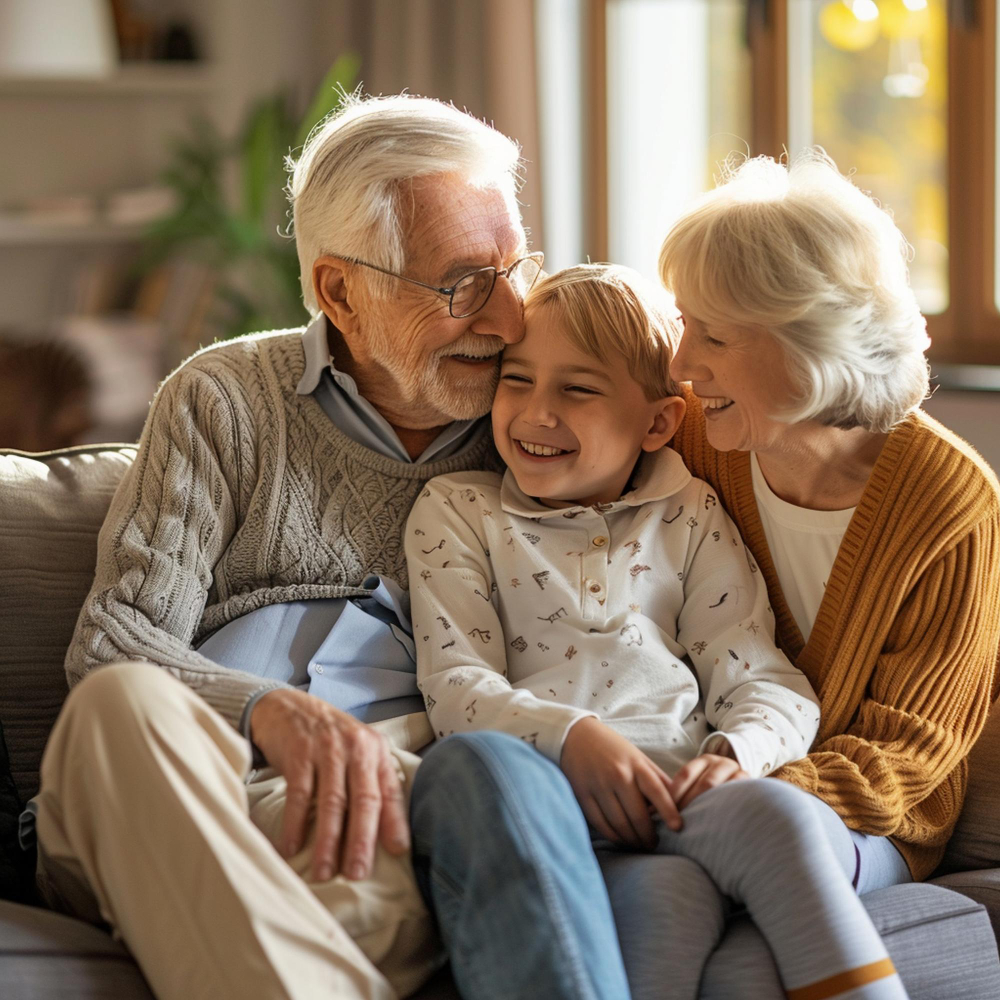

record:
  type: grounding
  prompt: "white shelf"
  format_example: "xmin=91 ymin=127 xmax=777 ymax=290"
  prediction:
xmin=0 ymin=64 xmax=215 ymax=98
xmin=0 ymin=218 xmax=146 ymax=246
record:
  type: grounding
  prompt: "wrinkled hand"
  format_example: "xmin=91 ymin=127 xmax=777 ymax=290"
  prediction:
xmin=669 ymin=748 xmax=749 ymax=811
xmin=560 ymin=717 xmax=682 ymax=849
xmin=250 ymin=688 xmax=409 ymax=882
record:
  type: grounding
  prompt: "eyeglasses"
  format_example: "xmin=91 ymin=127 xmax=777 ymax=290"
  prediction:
xmin=339 ymin=252 xmax=545 ymax=318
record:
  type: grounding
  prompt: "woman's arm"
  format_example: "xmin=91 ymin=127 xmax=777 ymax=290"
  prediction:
xmin=774 ymin=516 xmax=1000 ymax=836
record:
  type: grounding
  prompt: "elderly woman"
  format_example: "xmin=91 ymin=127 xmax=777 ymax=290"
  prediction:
xmin=599 ymin=150 xmax=1000 ymax=1000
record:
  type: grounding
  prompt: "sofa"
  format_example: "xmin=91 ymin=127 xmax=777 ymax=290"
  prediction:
xmin=2 ymin=443 xmax=1000 ymax=999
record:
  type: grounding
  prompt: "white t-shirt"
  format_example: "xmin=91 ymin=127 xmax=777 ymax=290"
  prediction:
xmin=750 ymin=453 xmax=855 ymax=643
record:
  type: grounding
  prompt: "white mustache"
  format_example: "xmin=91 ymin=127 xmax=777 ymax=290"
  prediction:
xmin=438 ymin=337 xmax=506 ymax=360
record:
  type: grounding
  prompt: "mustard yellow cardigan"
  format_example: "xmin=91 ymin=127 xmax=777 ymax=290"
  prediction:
xmin=673 ymin=395 xmax=1000 ymax=880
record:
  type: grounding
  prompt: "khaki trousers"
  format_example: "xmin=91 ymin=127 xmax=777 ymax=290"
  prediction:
xmin=34 ymin=661 xmax=442 ymax=1000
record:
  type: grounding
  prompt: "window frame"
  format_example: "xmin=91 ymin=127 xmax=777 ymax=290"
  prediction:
xmin=586 ymin=0 xmax=1000 ymax=365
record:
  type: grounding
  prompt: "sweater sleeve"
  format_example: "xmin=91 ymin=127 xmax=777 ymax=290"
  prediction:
xmin=406 ymin=480 xmax=596 ymax=762
xmin=676 ymin=484 xmax=820 ymax=776
xmin=773 ymin=515 xmax=1000 ymax=836
xmin=64 ymin=363 xmax=287 ymax=731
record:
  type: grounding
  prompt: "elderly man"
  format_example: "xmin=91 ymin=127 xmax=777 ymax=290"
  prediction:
xmin=26 ymin=95 xmax=632 ymax=1000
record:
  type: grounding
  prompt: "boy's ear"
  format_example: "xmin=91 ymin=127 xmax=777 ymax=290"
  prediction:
xmin=313 ymin=256 xmax=362 ymax=336
xmin=641 ymin=395 xmax=687 ymax=452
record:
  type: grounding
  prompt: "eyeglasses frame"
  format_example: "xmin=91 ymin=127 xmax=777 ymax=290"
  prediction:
xmin=336 ymin=251 xmax=545 ymax=318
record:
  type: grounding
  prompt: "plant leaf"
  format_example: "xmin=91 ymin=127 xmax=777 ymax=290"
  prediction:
xmin=294 ymin=52 xmax=361 ymax=151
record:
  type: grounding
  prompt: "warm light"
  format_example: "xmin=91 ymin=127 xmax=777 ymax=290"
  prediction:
xmin=852 ymin=0 xmax=880 ymax=22
xmin=819 ymin=0 xmax=880 ymax=51
xmin=880 ymin=0 xmax=931 ymax=41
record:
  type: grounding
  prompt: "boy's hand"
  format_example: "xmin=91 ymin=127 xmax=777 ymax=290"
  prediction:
xmin=669 ymin=749 xmax=749 ymax=810
xmin=560 ymin=717 xmax=682 ymax=849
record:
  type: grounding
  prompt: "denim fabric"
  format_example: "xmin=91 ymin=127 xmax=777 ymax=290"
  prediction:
xmin=410 ymin=732 xmax=632 ymax=1000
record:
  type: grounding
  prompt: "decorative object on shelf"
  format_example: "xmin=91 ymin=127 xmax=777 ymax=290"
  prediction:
xmin=0 ymin=0 xmax=118 ymax=78
xmin=142 ymin=54 xmax=360 ymax=343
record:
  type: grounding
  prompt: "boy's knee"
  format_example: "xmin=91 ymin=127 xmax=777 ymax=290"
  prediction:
xmin=696 ymin=778 xmax=821 ymax=845
xmin=412 ymin=732 xmax=580 ymax=839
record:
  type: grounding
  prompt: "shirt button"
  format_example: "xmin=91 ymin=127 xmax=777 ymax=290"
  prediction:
xmin=592 ymin=536 xmax=607 ymax=547
xmin=589 ymin=582 xmax=602 ymax=594
xmin=315 ymin=665 xmax=324 ymax=674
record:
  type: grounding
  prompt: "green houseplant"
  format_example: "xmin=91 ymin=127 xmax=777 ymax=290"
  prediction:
xmin=142 ymin=54 xmax=360 ymax=342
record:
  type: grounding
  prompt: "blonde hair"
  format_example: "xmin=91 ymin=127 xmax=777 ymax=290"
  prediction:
xmin=525 ymin=263 xmax=681 ymax=400
xmin=658 ymin=148 xmax=931 ymax=432
xmin=288 ymin=93 xmax=524 ymax=314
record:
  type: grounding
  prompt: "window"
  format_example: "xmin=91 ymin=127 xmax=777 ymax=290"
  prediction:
xmin=574 ymin=0 xmax=997 ymax=364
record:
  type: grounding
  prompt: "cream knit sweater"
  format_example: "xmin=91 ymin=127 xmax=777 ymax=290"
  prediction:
xmin=65 ymin=329 xmax=499 ymax=731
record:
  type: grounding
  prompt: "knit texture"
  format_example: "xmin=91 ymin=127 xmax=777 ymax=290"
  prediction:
xmin=65 ymin=329 xmax=501 ymax=731
xmin=672 ymin=389 xmax=1000 ymax=880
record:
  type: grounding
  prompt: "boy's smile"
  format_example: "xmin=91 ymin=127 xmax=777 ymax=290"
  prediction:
xmin=492 ymin=302 xmax=685 ymax=508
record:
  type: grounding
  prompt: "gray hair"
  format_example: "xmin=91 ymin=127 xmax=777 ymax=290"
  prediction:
xmin=659 ymin=148 xmax=931 ymax=433
xmin=287 ymin=93 xmax=524 ymax=314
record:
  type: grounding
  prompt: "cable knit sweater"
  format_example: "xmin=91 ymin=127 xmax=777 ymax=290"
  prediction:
xmin=64 ymin=329 xmax=500 ymax=731
xmin=672 ymin=391 xmax=1000 ymax=880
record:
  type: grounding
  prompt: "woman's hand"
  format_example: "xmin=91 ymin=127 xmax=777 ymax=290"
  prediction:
xmin=669 ymin=749 xmax=750 ymax=810
xmin=560 ymin=717 xmax=682 ymax=848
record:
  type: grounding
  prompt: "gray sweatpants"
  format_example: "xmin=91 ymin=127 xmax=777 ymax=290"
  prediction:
xmin=598 ymin=778 xmax=912 ymax=1000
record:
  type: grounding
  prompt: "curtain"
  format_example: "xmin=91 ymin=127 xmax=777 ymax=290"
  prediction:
xmin=317 ymin=0 xmax=545 ymax=249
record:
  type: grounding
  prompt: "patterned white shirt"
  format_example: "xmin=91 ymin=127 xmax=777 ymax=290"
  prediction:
xmin=405 ymin=447 xmax=820 ymax=778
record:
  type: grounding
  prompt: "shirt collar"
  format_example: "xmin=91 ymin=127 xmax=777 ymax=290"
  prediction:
xmin=500 ymin=446 xmax=693 ymax=520
xmin=296 ymin=313 xmax=333 ymax=395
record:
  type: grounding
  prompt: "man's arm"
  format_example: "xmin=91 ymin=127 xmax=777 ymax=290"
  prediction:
xmin=67 ymin=360 xmax=406 ymax=882
xmin=65 ymin=363 xmax=285 ymax=724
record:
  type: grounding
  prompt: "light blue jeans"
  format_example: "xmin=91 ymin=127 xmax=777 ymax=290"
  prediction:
xmin=410 ymin=731 xmax=633 ymax=1000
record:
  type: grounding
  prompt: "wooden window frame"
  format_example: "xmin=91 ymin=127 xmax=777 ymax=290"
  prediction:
xmin=587 ymin=0 xmax=1000 ymax=365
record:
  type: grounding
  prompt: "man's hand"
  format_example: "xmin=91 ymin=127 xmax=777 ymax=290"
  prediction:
xmin=560 ymin=717 xmax=682 ymax=848
xmin=250 ymin=688 xmax=409 ymax=883
xmin=669 ymin=749 xmax=749 ymax=810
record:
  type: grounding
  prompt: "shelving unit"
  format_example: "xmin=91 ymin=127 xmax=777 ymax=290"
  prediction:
xmin=0 ymin=64 xmax=216 ymax=99
xmin=0 ymin=218 xmax=146 ymax=246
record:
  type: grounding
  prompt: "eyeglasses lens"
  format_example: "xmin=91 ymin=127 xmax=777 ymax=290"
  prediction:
xmin=511 ymin=257 xmax=542 ymax=296
xmin=452 ymin=269 xmax=496 ymax=318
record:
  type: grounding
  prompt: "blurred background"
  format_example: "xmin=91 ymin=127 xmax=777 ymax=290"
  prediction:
xmin=0 ymin=0 xmax=997 ymax=467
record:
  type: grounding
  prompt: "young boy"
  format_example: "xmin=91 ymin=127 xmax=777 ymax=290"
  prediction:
xmin=406 ymin=264 xmax=819 ymax=834
xmin=406 ymin=265 xmax=911 ymax=1000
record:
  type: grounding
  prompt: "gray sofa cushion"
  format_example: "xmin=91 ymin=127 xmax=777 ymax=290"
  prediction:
xmin=0 ymin=445 xmax=135 ymax=805
xmin=0 ymin=900 xmax=153 ymax=999
xmin=932 ymin=868 xmax=1000 ymax=940
xmin=941 ymin=702 xmax=1000 ymax=875
xmin=701 ymin=882 xmax=1000 ymax=1000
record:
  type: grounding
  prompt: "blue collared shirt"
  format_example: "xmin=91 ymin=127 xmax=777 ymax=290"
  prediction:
xmin=296 ymin=313 xmax=484 ymax=463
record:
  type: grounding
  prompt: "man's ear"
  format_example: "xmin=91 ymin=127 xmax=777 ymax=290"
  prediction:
xmin=641 ymin=395 xmax=687 ymax=452
xmin=312 ymin=256 xmax=362 ymax=336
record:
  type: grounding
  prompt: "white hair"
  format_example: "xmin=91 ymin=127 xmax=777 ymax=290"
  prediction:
xmin=658 ymin=148 xmax=931 ymax=433
xmin=287 ymin=92 xmax=524 ymax=314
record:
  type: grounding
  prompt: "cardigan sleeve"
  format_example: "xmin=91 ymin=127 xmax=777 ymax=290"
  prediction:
xmin=773 ymin=515 xmax=1000 ymax=837
xmin=64 ymin=363 xmax=287 ymax=731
